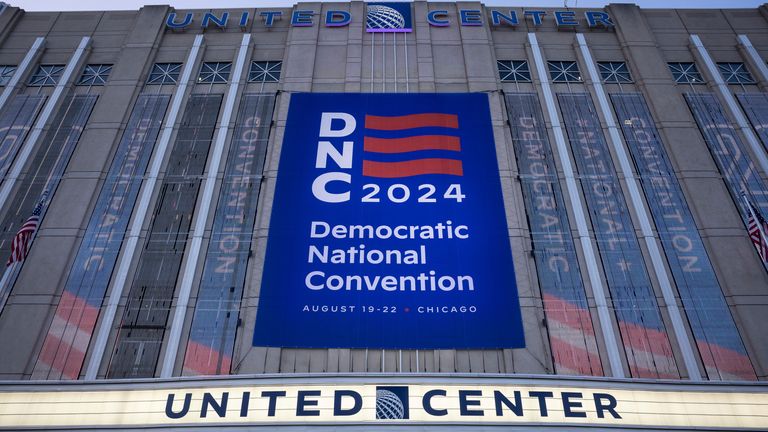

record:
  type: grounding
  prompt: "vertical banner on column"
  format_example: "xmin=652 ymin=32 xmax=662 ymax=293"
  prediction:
xmin=505 ymin=93 xmax=602 ymax=376
xmin=32 ymin=94 xmax=170 ymax=380
xmin=183 ymin=94 xmax=274 ymax=376
xmin=686 ymin=93 xmax=768 ymax=238
xmin=106 ymin=94 xmax=222 ymax=379
xmin=612 ymin=92 xmax=756 ymax=381
xmin=558 ymin=93 xmax=679 ymax=379
xmin=0 ymin=93 xmax=97 ymax=290
xmin=254 ymin=93 xmax=524 ymax=349
xmin=0 ymin=95 xmax=46 ymax=180
xmin=737 ymin=93 xmax=768 ymax=154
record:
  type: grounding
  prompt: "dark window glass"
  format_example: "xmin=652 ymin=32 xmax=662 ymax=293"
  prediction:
xmin=198 ymin=62 xmax=231 ymax=84
xmin=147 ymin=63 xmax=182 ymax=85
xmin=505 ymin=93 xmax=602 ymax=376
xmin=739 ymin=93 xmax=768 ymax=154
xmin=613 ymin=92 xmax=756 ymax=381
xmin=497 ymin=60 xmax=531 ymax=83
xmin=548 ymin=61 xmax=581 ymax=83
xmin=183 ymin=93 xmax=275 ymax=376
xmin=558 ymin=92 xmax=679 ymax=379
xmin=0 ymin=65 xmax=16 ymax=86
xmin=107 ymin=94 xmax=222 ymax=379
xmin=78 ymin=64 xmax=112 ymax=86
xmin=31 ymin=94 xmax=170 ymax=380
xmin=717 ymin=62 xmax=755 ymax=84
xmin=668 ymin=62 xmax=704 ymax=84
xmin=248 ymin=61 xmax=281 ymax=83
xmin=598 ymin=62 xmax=632 ymax=83
xmin=28 ymin=64 xmax=65 ymax=87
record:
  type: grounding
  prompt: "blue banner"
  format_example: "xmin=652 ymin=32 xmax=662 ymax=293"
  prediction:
xmin=254 ymin=93 xmax=524 ymax=349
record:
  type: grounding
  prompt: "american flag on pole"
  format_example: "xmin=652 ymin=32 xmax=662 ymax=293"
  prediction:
xmin=7 ymin=191 xmax=48 ymax=266
xmin=742 ymin=192 xmax=768 ymax=264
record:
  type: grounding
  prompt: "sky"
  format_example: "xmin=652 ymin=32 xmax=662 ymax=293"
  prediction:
xmin=5 ymin=0 xmax=766 ymax=12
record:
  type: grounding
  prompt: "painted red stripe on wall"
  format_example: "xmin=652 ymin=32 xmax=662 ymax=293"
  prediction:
xmin=365 ymin=113 xmax=459 ymax=130
xmin=362 ymin=158 xmax=463 ymax=178
xmin=364 ymin=135 xmax=461 ymax=153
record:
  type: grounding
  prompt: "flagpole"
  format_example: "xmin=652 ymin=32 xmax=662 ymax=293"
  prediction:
xmin=741 ymin=191 xmax=768 ymax=265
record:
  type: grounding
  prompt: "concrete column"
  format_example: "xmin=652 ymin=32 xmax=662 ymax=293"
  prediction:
xmin=0 ymin=37 xmax=44 ymax=113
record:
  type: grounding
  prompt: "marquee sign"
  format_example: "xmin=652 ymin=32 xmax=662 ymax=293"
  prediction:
xmin=253 ymin=93 xmax=524 ymax=349
xmin=165 ymin=8 xmax=614 ymax=30
xmin=0 ymin=376 xmax=766 ymax=429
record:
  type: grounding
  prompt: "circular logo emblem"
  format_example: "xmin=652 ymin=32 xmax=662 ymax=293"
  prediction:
xmin=375 ymin=389 xmax=405 ymax=419
xmin=366 ymin=5 xmax=406 ymax=30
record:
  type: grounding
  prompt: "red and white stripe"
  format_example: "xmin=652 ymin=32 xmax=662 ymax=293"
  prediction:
xmin=182 ymin=340 xmax=232 ymax=376
xmin=32 ymin=291 xmax=99 ymax=380
xmin=7 ymin=215 xmax=39 ymax=265
xmin=543 ymin=294 xmax=603 ymax=376
xmin=747 ymin=213 xmax=768 ymax=262
xmin=618 ymin=321 xmax=680 ymax=379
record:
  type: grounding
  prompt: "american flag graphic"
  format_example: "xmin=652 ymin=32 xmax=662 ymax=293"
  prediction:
xmin=363 ymin=113 xmax=463 ymax=178
xmin=7 ymin=191 xmax=47 ymax=266
xmin=743 ymin=193 xmax=768 ymax=263
xmin=542 ymin=294 xmax=603 ymax=376
xmin=33 ymin=290 xmax=100 ymax=380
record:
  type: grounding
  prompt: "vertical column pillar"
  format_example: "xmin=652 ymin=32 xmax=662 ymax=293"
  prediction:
xmin=84 ymin=34 xmax=205 ymax=380
xmin=0 ymin=37 xmax=45 ymax=112
xmin=691 ymin=34 xmax=768 ymax=177
xmin=0 ymin=36 xmax=90 ymax=213
xmin=738 ymin=35 xmax=768 ymax=88
xmin=527 ymin=32 xmax=624 ymax=378
xmin=160 ymin=33 xmax=251 ymax=378
xmin=577 ymin=33 xmax=702 ymax=381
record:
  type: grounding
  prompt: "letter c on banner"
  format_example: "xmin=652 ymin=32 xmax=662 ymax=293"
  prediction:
xmin=312 ymin=172 xmax=351 ymax=203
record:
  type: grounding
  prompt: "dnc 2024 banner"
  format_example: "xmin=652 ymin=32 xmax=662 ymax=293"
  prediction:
xmin=253 ymin=93 xmax=524 ymax=349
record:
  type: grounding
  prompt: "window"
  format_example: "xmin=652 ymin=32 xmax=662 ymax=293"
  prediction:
xmin=198 ymin=62 xmax=231 ymax=84
xmin=78 ymin=64 xmax=112 ymax=86
xmin=717 ymin=62 xmax=755 ymax=85
xmin=147 ymin=62 xmax=182 ymax=85
xmin=598 ymin=62 xmax=632 ymax=83
xmin=0 ymin=65 xmax=16 ymax=86
xmin=548 ymin=61 xmax=581 ymax=83
xmin=497 ymin=60 xmax=531 ymax=83
xmin=248 ymin=61 xmax=282 ymax=83
xmin=28 ymin=64 xmax=65 ymax=86
xmin=668 ymin=62 xmax=704 ymax=84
